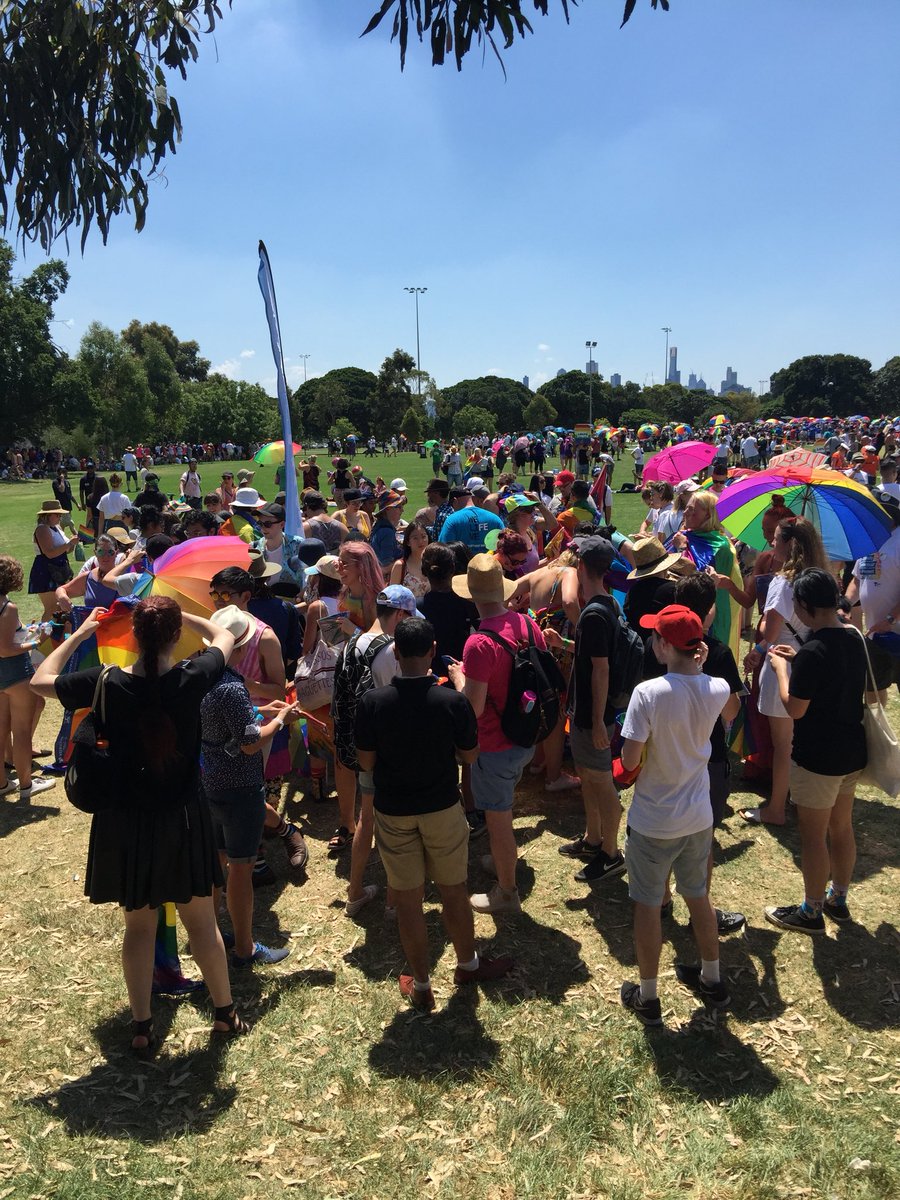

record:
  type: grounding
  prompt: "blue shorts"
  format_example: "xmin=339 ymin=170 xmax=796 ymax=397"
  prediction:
xmin=0 ymin=652 xmax=34 ymax=692
xmin=625 ymin=826 xmax=712 ymax=906
xmin=469 ymin=744 xmax=534 ymax=813
xmin=204 ymin=784 xmax=266 ymax=864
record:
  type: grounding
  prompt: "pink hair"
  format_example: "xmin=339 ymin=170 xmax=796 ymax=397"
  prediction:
xmin=340 ymin=540 xmax=384 ymax=606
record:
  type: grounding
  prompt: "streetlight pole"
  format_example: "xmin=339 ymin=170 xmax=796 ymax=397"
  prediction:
xmin=662 ymin=326 xmax=672 ymax=383
xmin=404 ymin=286 xmax=427 ymax=394
xmin=299 ymin=354 xmax=310 ymax=383
xmin=585 ymin=339 xmax=597 ymax=426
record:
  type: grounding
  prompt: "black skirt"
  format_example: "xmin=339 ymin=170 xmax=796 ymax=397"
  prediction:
xmin=85 ymin=789 xmax=223 ymax=911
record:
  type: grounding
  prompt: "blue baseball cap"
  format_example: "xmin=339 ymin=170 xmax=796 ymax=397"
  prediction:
xmin=376 ymin=584 xmax=425 ymax=619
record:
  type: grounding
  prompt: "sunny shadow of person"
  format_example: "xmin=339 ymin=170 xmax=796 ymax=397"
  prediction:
xmin=811 ymin=921 xmax=900 ymax=1030
xmin=641 ymin=1012 xmax=780 ymax=1102
xmin=478 ymin=912 xmax=589 ymax=1005
xmin=369 ymin=988 xmax=500 ymax=1082
xmin=0 ymin=791 xmax=61 ymax=838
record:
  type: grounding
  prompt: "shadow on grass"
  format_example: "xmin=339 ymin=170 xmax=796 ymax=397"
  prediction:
xmin=812 ymin=921 xmax=900 ymax=1029
xmin=369 ymin=988 xmax=500 ymax=1081
xmin=25 ymin=966 xmax=335 ymax=1141
xmin=0 ymin=791 xmax=61 ymax=837
xmin=643 ymin=1013 xmax=780 ymax=1101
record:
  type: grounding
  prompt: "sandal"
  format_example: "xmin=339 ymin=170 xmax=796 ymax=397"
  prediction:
xmin=211 ymin=1005 xmax=251 ymax=1039
xmin=31 ymin=748 xmax=52 ymax=759
xmin=739 ymin=806 xmax=785 ymax=827
xmin=130 ymin=1017 xmax=159 ymax=1059
xmin=327 ymin=826 xmax=352 ymax=852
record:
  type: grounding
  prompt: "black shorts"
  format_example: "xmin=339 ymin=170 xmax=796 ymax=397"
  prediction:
xmin=867 ymin=637 xmax=900 ymax=692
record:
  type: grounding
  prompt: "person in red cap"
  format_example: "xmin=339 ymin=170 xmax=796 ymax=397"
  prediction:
xmin=617 ymin=605 xmax=741 ymax=1026
xmin=548 ymin=470 xmax=576 ymax=516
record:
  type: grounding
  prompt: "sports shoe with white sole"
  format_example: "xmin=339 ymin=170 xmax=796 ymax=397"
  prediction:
xmin=470 ymin=884 xmax=521 ymax=915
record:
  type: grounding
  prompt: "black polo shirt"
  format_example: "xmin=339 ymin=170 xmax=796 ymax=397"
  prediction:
xmin=355 ymin=675 xmax=478 ymax=815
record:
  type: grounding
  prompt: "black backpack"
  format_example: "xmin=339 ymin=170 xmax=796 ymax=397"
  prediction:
xmin=579 ymin=598 xmax=645 ymax=711
xmin=481 ymin=624 xmax=566 ymax=748
xmin=331 ymin=630 xmax=394 ymax=771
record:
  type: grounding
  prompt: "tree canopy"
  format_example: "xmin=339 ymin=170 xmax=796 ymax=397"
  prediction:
xmin=769 ymin=354 xmax=873 ymax=418
xmin=292 ymin=366 xmax=379 ymax=439
xmin=440 ymin=375 xmax=532 ymax=433
xmin=1 ymin=1 xmax=667 ymax=248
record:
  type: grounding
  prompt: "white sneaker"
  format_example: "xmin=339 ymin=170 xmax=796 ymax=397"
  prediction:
xmin=545 ymin=773 xmax=581 ymax=793
xmin=19 ymin=777 xmax=56 ymax=798
xmin=345 ymin=884 xmax=378 ymax=918
xmin=0 ymin=780 xmax=18 ymax=798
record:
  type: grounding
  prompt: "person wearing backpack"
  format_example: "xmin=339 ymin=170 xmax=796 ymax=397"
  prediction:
xmin=544 ymin=535 xmax=638 ymax=886
xmin=332 ymin=584 xmax=423 ymax=917
xmin=447 ymin=555 xmax=556 ymax=915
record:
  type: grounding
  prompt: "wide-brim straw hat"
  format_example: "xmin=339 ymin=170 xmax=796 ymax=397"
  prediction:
xmin=627 ymin=536 xmax=686 ymax=580
xmin=104 ymin=524 xmax=138 ymax=546
xmin=36 ymin=501 xmax=68 ymax=517
xmin=451 ymin=553 xmax=518 ymax=605
xmin=247 ymin=548 xmax=282 ymax=579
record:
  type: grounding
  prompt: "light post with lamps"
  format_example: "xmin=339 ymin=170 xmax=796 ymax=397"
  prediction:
xmin=404 ymin=286 xmax=427 ymax=394
xmin=299 ymin=354 xmax=310 ymax=383
xmin=662 ymin=326 xmax=672 ymax=383
xmin=585 ymin=339 xmax=597 ymax=425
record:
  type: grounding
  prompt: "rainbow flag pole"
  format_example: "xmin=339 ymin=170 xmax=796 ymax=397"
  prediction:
xmin=152 ymin=904 xmax=205 ymax=996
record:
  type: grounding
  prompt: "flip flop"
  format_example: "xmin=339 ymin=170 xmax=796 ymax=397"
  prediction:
xmin=739 ymin=807 xmax=785 ymax=827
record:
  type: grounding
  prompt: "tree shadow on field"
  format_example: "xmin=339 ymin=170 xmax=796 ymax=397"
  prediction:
xmin=812 ymin=921 xmax=900 ymax=1030
xmin=643 ymin=1013 xmax=780 ymax=1102
xmin=369 ymin=988 xmax=500 ymax=1081
xmin=0 ymin=791 xmax=61 ymax=838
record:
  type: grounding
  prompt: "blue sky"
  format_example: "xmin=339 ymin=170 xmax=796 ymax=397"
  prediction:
xmin=34 ymin=0 xmax=900 ymax=398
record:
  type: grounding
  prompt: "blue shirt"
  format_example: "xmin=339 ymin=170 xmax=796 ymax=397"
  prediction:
xmin=437 ymin=506 xmax=505 ymax=554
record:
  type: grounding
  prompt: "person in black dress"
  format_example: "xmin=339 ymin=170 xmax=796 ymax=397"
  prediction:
xmin=31 ymin=596 xmax=249 ymax=1053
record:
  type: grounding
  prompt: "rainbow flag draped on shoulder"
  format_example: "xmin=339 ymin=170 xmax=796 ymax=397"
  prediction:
xmin=682 ymin=530 xmax=743 ymax=663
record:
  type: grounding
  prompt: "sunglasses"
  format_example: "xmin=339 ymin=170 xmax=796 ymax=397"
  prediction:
xmin=506 ymin=555 xmax=528 ymax=566
xmin=258 ymin=520 xmax=280 ymax=529
xmin=208 ymin=589 xmax=233 ymax=602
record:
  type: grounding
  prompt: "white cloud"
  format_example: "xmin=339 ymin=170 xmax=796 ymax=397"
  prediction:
xmin=239 ymin=348 xmax=255 ymax=359
xmin=531 ymin=372 xmax=549 ymax=390
xmin=537 ymin=343 xmax=550 ymax=353
xmin=212 ymin=358 xmax=240 ymax=379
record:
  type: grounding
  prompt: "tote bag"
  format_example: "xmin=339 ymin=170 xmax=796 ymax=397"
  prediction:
xmin=854 ymin=628 xmax=900 ymax=798
xmin=294 ymin=638 xmax=338 ymax=713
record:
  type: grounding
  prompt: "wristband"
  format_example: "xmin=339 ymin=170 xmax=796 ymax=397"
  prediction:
xmin=754 ymin=642 xmax=767 ymax=654
xmin=274 ymin=716 xmax=285 ymax=731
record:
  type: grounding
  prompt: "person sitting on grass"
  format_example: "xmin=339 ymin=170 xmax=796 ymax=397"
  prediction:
xmin=356 ymin=616 xmax=513 ymax=1012
xmin=764 ymin=568 xmax=868 ymax=936
xmin=619 ymin=604 xmax=740 ymax=1026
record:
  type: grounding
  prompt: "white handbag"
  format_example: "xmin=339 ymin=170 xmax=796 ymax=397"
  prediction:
xmin=294 ymin=638 xmax=338 ymax=713
xmin=854 ymin=628 xmax=900 ymax=798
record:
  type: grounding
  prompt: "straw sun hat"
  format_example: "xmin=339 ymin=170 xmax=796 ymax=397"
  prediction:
xmin=451 ymin=553 xmax=517 ymax=605
xmin=627 ymin=536 xmax=688 ymax=581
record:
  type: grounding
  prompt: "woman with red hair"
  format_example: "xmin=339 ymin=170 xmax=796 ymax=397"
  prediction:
xmin=31 ymin=597 xmax=248 ymax=1054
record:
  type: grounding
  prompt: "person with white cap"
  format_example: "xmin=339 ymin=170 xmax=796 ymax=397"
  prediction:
xmin=332 ymin=585 xmax=423 ymax=916
xmin=201 ymin=604 xmax=303 ymax=968
xmin=389 ymin=477 xmax=408 ymax=495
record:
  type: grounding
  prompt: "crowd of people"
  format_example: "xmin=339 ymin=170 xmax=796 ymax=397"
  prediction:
xmin=0 ymin=413 xmax=897 ymax=1046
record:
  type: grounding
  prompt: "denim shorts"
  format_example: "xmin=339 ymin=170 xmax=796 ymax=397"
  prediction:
xmin=469 ymin=744 xmax=534 ymax=813
xmin=0 ymin=652 xmax=34 ymax=692
xmin=204 ymin=784 xmax=266 ymax=863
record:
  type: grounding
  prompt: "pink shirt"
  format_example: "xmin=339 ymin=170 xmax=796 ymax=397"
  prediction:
xmin=462 ymin=611 xmax=547 ymax=753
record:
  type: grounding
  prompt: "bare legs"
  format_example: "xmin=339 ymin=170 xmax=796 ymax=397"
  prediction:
xmin=0 ymin=681 xmax=38 ymax=790
xmin=579 ymin=767 xmax=622 ymax=855
xmin=334 ymin=761 xmax=357 ymax=836
xmin=765 ymin=715 xmax=793 ymax=825
xmin=795 ymin=790 xmax=856 ymax=904
xmin=484 ymin=810 xmax=517 ymax=892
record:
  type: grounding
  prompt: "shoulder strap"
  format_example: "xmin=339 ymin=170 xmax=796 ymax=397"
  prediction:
xmin=849 ymin=624 xmax=879 ymax=695
xmin=479 ymin=629 xmax=516 ymax=659
xmin=0 ymin=598 xmax=9 ymax=617
xmin=359 ymin=633 xmax=393 ymax=668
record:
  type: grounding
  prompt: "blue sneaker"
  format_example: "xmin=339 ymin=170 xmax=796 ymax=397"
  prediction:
xmin=232 ymin=942 xmax=291 ymax=969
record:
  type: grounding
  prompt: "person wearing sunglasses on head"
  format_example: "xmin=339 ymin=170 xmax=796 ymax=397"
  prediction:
xmin=216 ymin=472 xmax=237 ymax=512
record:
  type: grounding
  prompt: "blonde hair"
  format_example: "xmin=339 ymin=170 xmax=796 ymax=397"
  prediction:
xmin=687 ymin=490 xmax=723 ymax=534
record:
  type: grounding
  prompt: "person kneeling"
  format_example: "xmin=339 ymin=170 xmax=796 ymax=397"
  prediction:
xmin=355 ymin=617 xmax=514 ymax=1012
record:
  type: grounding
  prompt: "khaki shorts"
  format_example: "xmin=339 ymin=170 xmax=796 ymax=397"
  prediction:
xmin=789 ymin=763 xmax=862 ymax=810
xmin=374 ymin=804 xmax=469 ymax=891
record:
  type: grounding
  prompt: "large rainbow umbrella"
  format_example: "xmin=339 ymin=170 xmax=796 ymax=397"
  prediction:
xmin=674 ymin=423 xmax=692 ymax=438
xmin=715 ymin=468 xmax=893 ymax=560
xmin=254 ymin=440 xmax=303 ymax=466
xmin=637 ymin=423 xmax=655 ymax=440
xmin=642 ymin=439 xmax=718 ymax=484
xmin=709 ymin=414 xmax=730 ymax=428
xmin=135 ymin=536 xmax=254 ymax=616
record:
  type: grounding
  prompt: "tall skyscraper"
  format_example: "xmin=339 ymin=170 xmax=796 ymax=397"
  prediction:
xmin=585 ymin=358 xmax=599 ymax=375
xmin=667 ymin=346 xmax=681 ymax=385
xmin=719 ymin=366 xmax=750 ymax=395
xmin=522 ymin=375 xmax=530 ymax=390
xmin=610 ymin=373 xmax=622 ymax=388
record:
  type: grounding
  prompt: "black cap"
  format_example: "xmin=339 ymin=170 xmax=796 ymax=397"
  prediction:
xmin=261 ymin=503 xmax=286 ymax=522
xmin=571 ymin=535 xmax=616 ymax=572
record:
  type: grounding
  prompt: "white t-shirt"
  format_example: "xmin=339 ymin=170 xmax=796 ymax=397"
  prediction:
xmin=714 ymin=442 xmax=729 ymax=460
xmin=96 ymin=490 xmax=130 ymax=519
xmin=181 ymin=470 xmax=202 ymax=499
xmin=651 ymin=504 xmax=682 ymax=543
xmin=631 ymin=447 xmax=644 ymax=464
xmin=354 ymin=630 xmax=396 ymax=689
xmin=741 ymin=436 xmax=758 ymax=457
xmin=122 ymin=453 xmax=137 ymax=472
xmin=621 ymin=673 xmax=730 ymax=838
xmin=853 ymin=527 xmax=900 ymax=628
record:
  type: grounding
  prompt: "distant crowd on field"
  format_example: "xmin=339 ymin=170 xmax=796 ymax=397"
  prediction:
xmin=0 ymin=411 xmax=898 ymax=1045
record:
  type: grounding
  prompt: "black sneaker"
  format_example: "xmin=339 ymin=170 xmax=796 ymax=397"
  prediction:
xmin=716 ymin=908 xmax=746 ymax=935
xmin=620 ymin=980 xmax=662 ymax=1026
xmin=823 ymin=896 xmax=852 ymax=923
xmin=575 ymin=849 xmax=626 ymax=884
xmin=674 ymin=962 xmax=731 ymax=1009
xmin=559 ymin=836 xmax=601 ymax=860
xmin=764 ymin=903 xmax=825 ymax=935
xmin=466 ymin=811 xmax=488 ymax=840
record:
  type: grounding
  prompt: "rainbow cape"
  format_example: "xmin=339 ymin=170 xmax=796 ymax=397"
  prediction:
xmin=682 ymin=530 xmax=743 ymax=663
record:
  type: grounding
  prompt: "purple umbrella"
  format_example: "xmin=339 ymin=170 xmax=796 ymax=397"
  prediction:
xmin=642 ymin=440 xmax=718 ymax=484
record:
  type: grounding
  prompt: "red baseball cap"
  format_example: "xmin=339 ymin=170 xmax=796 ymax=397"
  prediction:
xmin=639 ymin=604 xmax=704 ymax=651
xmin=555 ymin=470 xmax=575 ymax=488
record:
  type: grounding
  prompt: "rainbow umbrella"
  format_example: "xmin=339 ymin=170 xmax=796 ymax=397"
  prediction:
xmin=643 ymin=440 xmax=718 ymax=484
xmin=768 ymin=448 xmax=827 ymax=470
xmin=136 ymin=536 xmax=254 ymax=616
xmin=674 ymin=423 xmax=692 ymax=438
xmin=709 ymin=414 xmax=730 ymax=428
xmin=715 ymin=468 xmax=893 ymax=560
xmin=94 ymin=597 xmax=205 ymax=667
xmin=637 ymin=423 xmax=655 ymax=440
xmin=254 ymin=440 xmax=302 ymax=466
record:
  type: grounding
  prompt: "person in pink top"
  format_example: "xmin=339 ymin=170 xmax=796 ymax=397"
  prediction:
xmin=448 ymin=554 xmax=548 ymax=915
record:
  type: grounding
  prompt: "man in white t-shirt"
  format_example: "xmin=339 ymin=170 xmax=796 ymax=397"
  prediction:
xmin=180 ymin=459 xmax=203 ymax=508
xmin=618 ymin=605 xmax=739 ymax=1026
xmin=95 ymin=473 xmax=130 ymax=536
xmin=121 ymin=448 xmax=138 ymax=491
xmin=740 ymin=434 xmax=759 ymax=469
xmin=878 ymin=459 xmax=900 ymax=500
xmin=631 ymin=444 xmax=645 ymax=483
xmin=845 ymin=492 xmax=900 ymax=697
